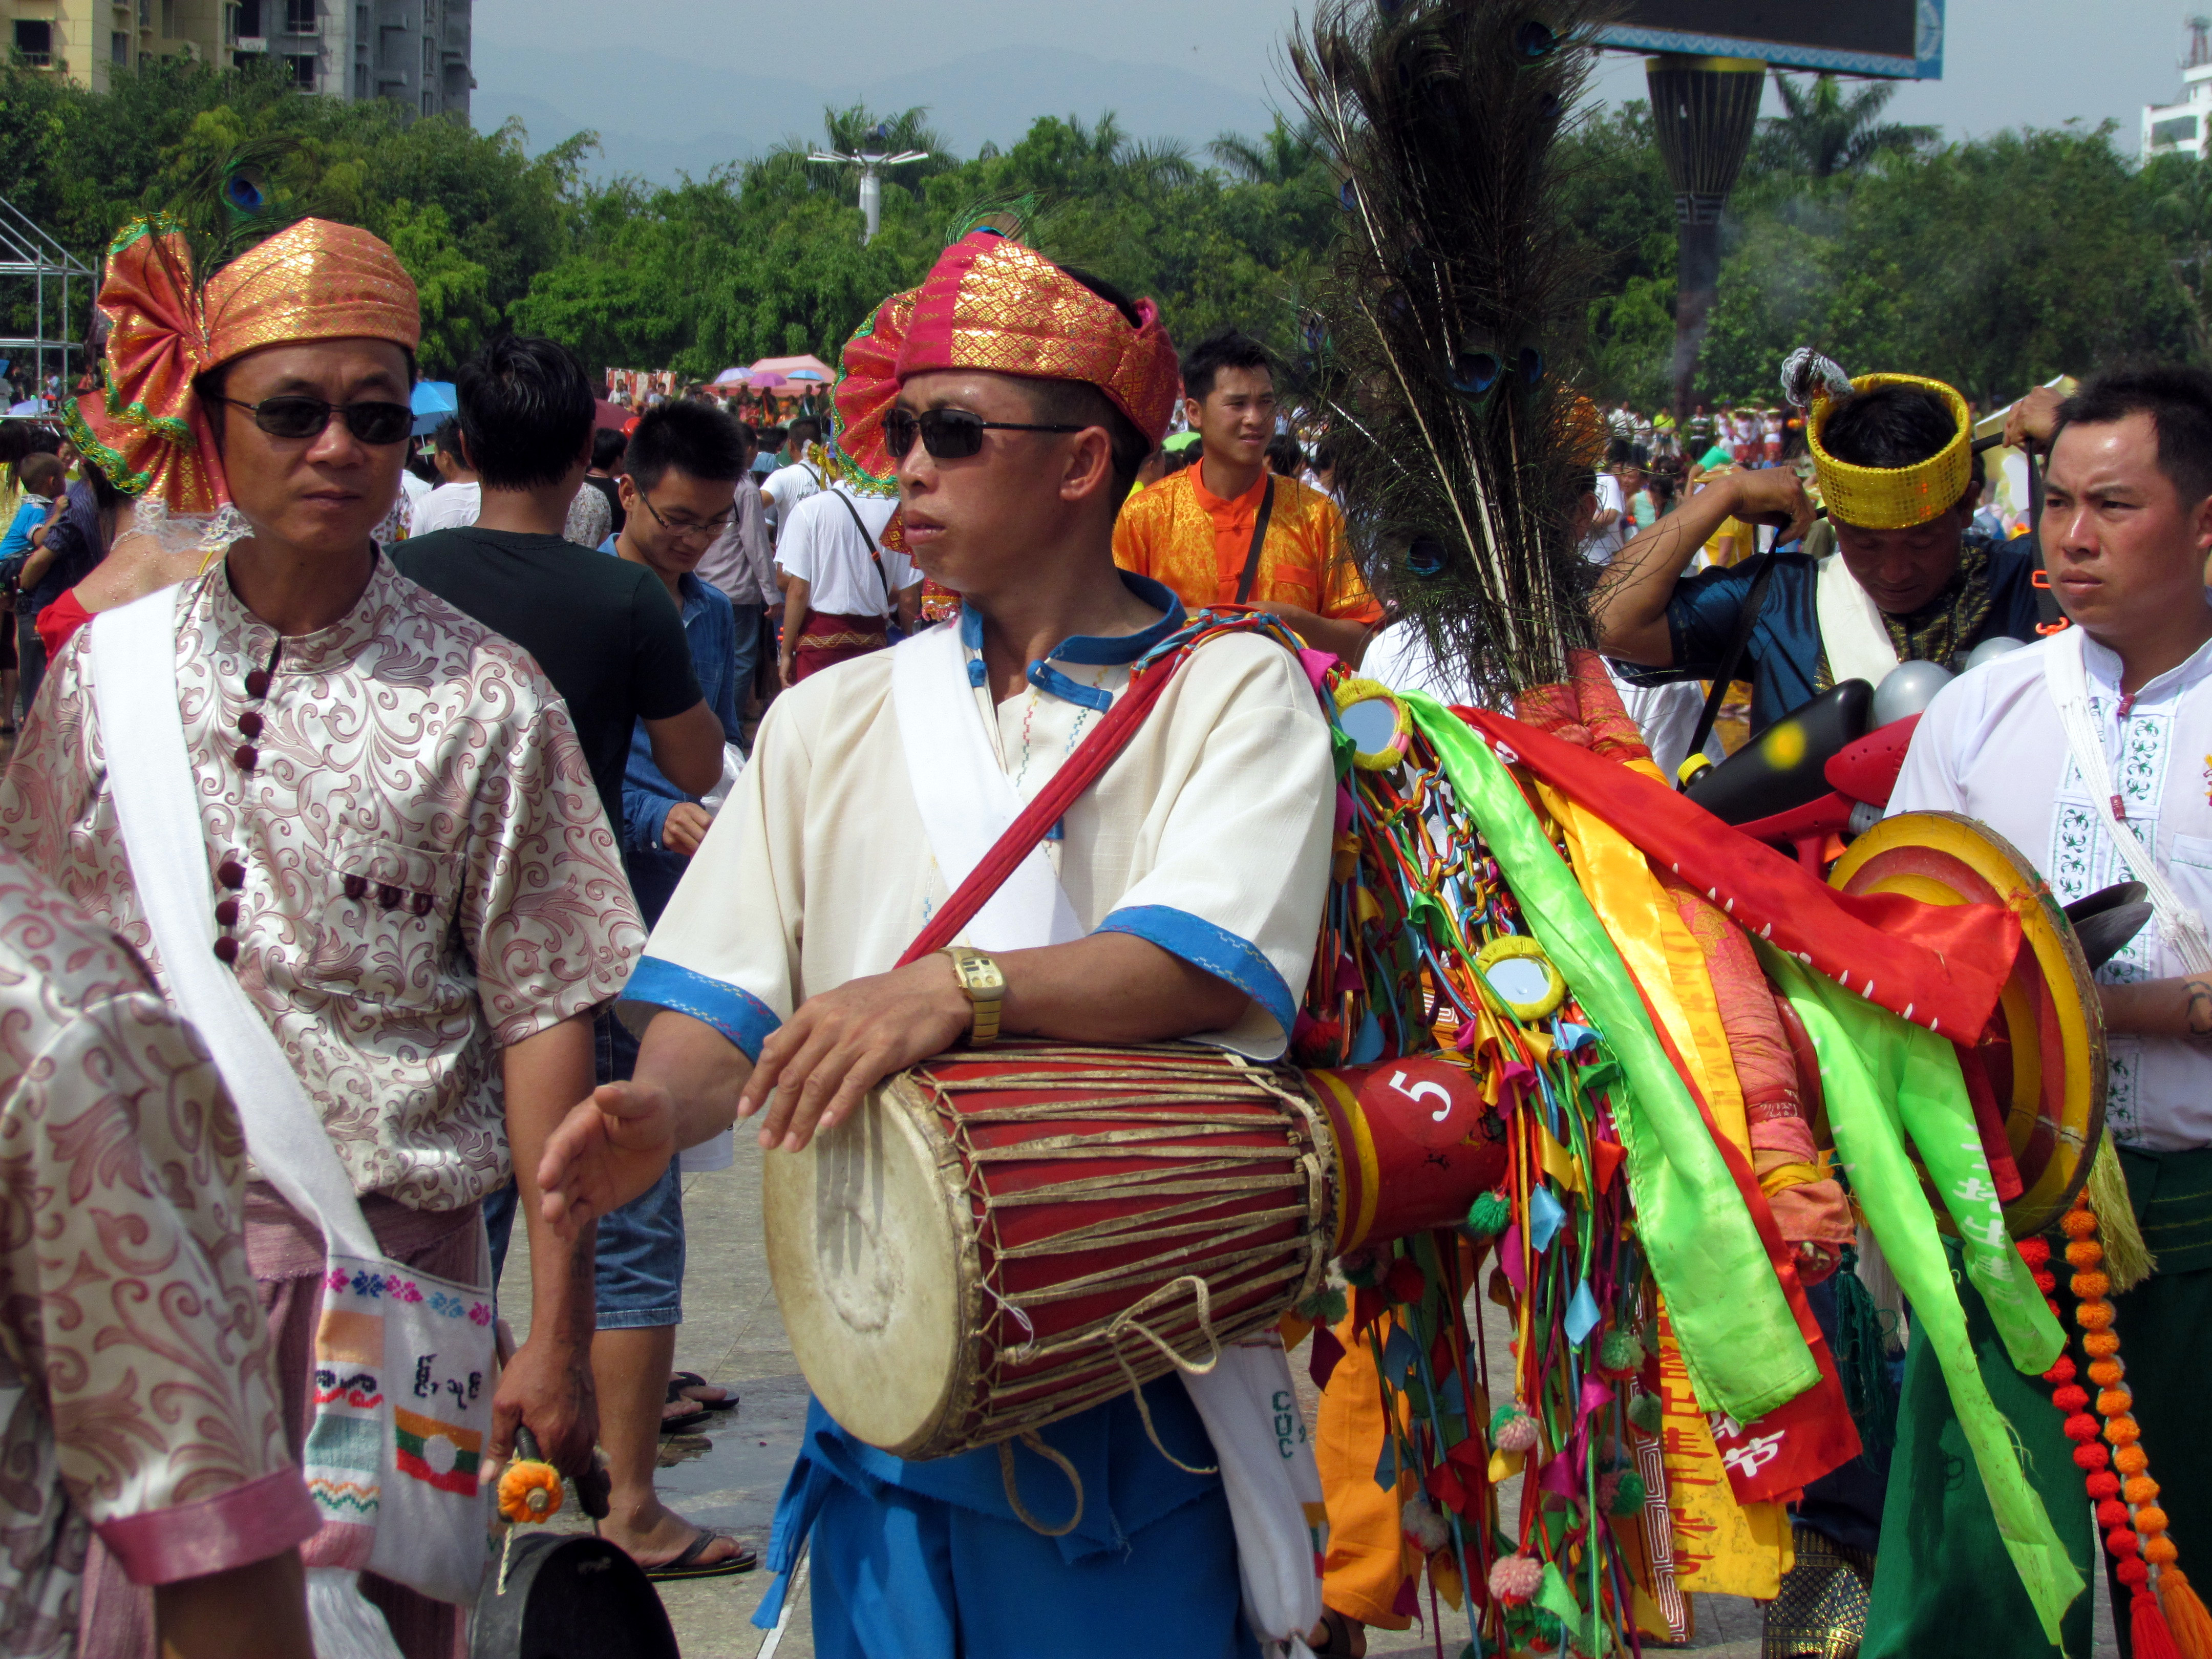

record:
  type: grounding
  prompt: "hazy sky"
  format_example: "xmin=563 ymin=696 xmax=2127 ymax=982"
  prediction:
xmin=474 ymin=0 xmax=2206 ymax=157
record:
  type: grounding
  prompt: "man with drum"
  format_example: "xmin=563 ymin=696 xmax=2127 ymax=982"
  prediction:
xmin=538 ymin=228 xmax=1338 ymax=1657
xmin=1867 ymin=367 xmax=2212 ymax=1658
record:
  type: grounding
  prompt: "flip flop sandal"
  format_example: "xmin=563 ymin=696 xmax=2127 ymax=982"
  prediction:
xmin=669 ymin=1371 xmax=740 ymax=1411
xmin=660 ymin=1406 xmax=714 ymax=1436
xmin=642 ymin=1529 xmax=757 ymax=1582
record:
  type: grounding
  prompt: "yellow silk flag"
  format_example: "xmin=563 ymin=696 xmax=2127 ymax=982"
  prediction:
xmin=1535 ymin=784 xmax=1793 ymax=1598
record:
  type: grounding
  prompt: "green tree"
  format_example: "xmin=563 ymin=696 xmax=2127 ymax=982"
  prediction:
xmin=1754 ymin=72 xmax=1938 ymax=180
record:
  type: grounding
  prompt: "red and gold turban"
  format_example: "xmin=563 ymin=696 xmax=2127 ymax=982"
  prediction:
xmin=834 ymin=230 xmax=1181 ymax=482
xmin=67 ymin=216 xmax=421 ymax=513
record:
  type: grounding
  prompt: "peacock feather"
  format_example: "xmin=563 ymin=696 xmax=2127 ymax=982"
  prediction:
xmin=160 ymin=138 xmax=316 ymax=280
xmin=1290 ymin=0 xmax=1605 ymax=704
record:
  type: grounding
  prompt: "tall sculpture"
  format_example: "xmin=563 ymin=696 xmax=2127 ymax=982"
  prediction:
xmin=1644 ymin=54 xmax=1765 ymax=420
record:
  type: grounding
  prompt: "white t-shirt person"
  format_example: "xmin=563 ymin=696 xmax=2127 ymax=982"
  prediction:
xmin=760 ymin=454 xmax=824 ymax=535
xmin=774 ymin=485 xmax=912 ymax=619
xmin=1578 ymin=472 xmax=1629 ymax=564
xmin=1889 ymin=631 xmax=2212 ymax=1150
xmin=408 ymin=479 xmax=479 ymax=537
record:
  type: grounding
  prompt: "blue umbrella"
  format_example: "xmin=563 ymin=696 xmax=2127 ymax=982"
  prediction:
xmin=411 ymin=380 xmax=458 ymax=437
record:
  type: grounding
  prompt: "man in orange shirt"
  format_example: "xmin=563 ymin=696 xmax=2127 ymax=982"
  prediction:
xmin=1114 ymin=329 xmax=1379 ymax=664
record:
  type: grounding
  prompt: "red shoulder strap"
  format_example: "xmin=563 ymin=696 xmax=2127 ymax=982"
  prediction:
xmin=895 ymin=647 xmax=1189 ymax=967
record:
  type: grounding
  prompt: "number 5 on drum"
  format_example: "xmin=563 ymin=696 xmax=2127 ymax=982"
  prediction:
xmin=1389 ymin=1070 xmax=1456 ymax=1122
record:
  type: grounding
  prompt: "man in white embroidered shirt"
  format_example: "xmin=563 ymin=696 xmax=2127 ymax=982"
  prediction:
xmin=536 ymin=230 xmax=1335 ymax=1658
xmin=1866 ymin=367 xmax=2212 ymax=1658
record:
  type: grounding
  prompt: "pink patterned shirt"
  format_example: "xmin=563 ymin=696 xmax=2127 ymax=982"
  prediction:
xmin=0 ymin=844 xmax=314 ymax=1656
xmin=0 ymin=556 xmax=644 ymax=1210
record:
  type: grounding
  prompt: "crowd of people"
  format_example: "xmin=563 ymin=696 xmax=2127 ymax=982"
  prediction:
xmin=4 ymin=173 xmax=2212 ymax=1659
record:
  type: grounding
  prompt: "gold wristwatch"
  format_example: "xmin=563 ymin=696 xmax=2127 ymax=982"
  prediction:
xmin=941 ymin=946 xmax=1006 ymax=1047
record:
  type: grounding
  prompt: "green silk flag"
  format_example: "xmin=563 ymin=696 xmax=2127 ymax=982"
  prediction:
xmin=1760 ymin=943 xmax=2080 ymax=1643
xmin=1409 ymin=697 xmax=1817 ymax=1421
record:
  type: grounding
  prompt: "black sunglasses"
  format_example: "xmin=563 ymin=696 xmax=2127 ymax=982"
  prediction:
xmin=883 ymin=408 xmax=1083 ymax=461
xmin=210 ymin=394 xmax=414 ymax=446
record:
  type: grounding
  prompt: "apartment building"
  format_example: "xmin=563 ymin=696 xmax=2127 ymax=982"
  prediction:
xmin=2144 ymin=16 xmax=2212 ymax=162
xmin=1 ymin=0 xmax=471 ymax=118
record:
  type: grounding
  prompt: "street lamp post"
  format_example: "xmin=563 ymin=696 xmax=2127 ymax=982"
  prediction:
xmin=808 ymin=124 xmax=929 ymax=245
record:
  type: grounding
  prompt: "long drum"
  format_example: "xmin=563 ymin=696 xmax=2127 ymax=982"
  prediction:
xmin=764 ymin=1040 xmax=1508 ymax=1460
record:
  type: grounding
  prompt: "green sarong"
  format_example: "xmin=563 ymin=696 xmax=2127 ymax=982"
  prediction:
xmin=1763 ymin=946 xmax=2080 ymax=1645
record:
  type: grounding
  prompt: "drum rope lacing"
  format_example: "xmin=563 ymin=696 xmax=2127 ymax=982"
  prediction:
xmin=899 ymin=1044 xmax=1335 ymax=1531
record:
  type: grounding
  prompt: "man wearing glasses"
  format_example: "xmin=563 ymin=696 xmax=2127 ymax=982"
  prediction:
xmin=12 ymin=220 xmax=643 ymax=1650
xmin=392 ymin=341 xmax=751 ymax=1581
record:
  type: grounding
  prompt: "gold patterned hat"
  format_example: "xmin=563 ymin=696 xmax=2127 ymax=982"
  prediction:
xmin=67 ymin=216 xmax=420 ymax=512
xmin=833 ymin=229 xmax=1181 ymax=483
xmin=1806 ymin=373 xmax=1972 ymax=530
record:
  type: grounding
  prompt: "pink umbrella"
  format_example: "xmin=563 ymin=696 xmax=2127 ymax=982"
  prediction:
xmin=748 ymin=371 xmax=790 ymax=392
xmin=749 ymin=353 xmax=834 ymax=385
xmin=593 ymin=399 xmax=630 ymax=431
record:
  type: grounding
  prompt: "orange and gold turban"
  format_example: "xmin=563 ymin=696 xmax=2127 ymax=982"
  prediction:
xmin=67 ymin=216 xmax=421 ymax=512
xmin=834 ymin=230 xmax=1181 ymax=483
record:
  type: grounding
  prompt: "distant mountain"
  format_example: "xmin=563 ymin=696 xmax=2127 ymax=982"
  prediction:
xmin=471 ymin=41 xmax=1283 ymax=181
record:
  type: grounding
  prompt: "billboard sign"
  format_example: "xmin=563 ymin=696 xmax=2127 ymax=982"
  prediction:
xmin=1595 ymin=0 xmax=1944 ymax=80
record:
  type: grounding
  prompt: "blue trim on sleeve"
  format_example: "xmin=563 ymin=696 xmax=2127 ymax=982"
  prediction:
xmin=1094 ymin=905 xmax=1296 ymax=1039
xmin=622 ymin=957 xmax=781 ymax=1059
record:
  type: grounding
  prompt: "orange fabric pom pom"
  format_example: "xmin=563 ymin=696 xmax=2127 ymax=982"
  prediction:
xmin=496 ymin=1458 xmax=564 ymax=1524
xmin=2078 ymin=1301 xmax=2116 ymax=1331
xmin=2086 ymin=1332 xmax=2123 ymax=1357
xmin=2064 ymin=1209 xmax=2099 ymax=1239
xmin=2118 ymin=1446 xmax=2152 ymax=1475
xmin=2091 ymin=1360 xmax=2127 ymax=1388
xmin=2126 ymin=1476 xmax=2163 ymax=1505
xmin=2137 ymin=1507 xmax=2171 ymax=1538
xmin=2066 ymin=1238 xmax=2105 ymax=1267
xmin=2147 ymin=1536 xmax=2181 ymax=1567
xmin=2100 ymin=1389 xmax=2136 ymax=1417
xmin=2109 ymin=1416 xmax=2144 ymax=1447
xmin=2075 ymin=1272 xmax=2114 ymax=1300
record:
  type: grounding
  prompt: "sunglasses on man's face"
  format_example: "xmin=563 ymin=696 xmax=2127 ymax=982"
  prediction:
xmin=882 ymin=407 xmax=1084 ymax=462
xmin=210 ymin=394 xmax=414 ymax=446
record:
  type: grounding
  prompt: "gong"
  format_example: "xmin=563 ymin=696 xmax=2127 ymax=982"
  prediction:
xmin=1829 ymin=811 xmax=2105 ymax=1238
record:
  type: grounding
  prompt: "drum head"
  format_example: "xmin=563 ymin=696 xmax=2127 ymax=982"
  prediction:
xmin=1829 ymin=811 xmax=2105 ymax=1237
xmin=763 ymin=1075 xmax=970 ymax=1455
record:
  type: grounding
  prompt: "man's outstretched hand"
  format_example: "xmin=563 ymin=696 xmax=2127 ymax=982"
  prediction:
xmin=738 ymin=954 xmax=970 ymax=1153
xmin=536 ymin=1081 xmax=677 ymax=1237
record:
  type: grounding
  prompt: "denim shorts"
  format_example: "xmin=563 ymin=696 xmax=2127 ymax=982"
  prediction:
xmin=484 ymin=1006 xmax=686 ymax=1329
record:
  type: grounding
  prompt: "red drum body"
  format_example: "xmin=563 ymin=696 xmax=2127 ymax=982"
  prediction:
xmin=1306 ymin=1055 xmax=1511 ymax=1251
xmin=765 ymin=1042 xmax=1334 ymax=1460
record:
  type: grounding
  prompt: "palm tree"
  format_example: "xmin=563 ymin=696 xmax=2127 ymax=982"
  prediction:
xmin=1208 ymin=117 xmax=1324 ymax=186
xmin=1755 ymin=72 xmax=1937 ymax=179
xmin=819 ymin=104 xmax=946 ymax=162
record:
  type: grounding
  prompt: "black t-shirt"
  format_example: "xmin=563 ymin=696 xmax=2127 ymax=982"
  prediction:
xmin=392 ymin=527 xmax=700 ymax=825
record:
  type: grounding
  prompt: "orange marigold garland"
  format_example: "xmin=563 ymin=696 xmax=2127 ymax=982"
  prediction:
xmin=2024 ymin=1203 xmax=2212 ymax=1659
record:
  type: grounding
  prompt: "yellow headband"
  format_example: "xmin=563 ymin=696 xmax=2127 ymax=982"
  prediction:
xmin=1807 ymin=373 xmax=1971 ymax=530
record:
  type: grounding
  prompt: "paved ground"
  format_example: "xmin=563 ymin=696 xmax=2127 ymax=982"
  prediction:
xmin=506 ymin=1131 xmax=2119 ymax=1657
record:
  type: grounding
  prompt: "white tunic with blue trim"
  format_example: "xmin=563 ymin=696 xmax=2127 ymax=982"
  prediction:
xmin=621 ymin=576 xmax=1334 ymax=1063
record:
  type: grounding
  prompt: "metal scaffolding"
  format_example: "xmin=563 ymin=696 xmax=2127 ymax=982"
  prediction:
xmin=0 ymin=196 xmax=94 ymax=410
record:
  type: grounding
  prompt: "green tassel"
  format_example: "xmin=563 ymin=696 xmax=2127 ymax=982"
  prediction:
xmin=1831 ymin=1247 xmax=1897 ymax=1460
xmin=1626 ymin=1391 xmax=1662 ymax=1434
xmin=1609 ymin=1471 xmax=1648 ymax=1516
xmin=1464 ymin=1190 xmax=1512 ymax=1236
xmin=1598 ymin=1327 xmax=1642 ymax=1373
